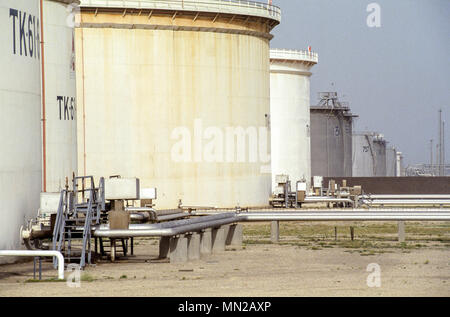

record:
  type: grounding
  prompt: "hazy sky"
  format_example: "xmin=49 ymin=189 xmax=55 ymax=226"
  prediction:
xmin=270 ymin=0 xmax=450 ymax=166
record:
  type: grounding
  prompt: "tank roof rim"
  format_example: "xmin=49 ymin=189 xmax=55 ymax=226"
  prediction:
xmin=270 ymin=48 xmax=318 ymax=64
xmin=79 ymin=0 xmax=281 ymax=23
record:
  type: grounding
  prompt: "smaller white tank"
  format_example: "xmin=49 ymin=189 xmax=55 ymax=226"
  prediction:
xmin=386 ymin=145 xmax=397 ymax=176
xmin=373 ymin=134 xmax=387 ymax=176
xmin=42 ymin=0 xmax=78 ymax=193
xmin=352 ymin=132 xmax=376 ymax=177
xmin=270 ymin=48 xmax=318 ymax=191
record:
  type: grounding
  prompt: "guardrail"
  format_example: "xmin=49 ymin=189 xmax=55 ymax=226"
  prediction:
xmin=80 ymin=0 xmax=282 ymax=22
xmin=0 ymin=250 xmax=65 ymax=280
xmin=270 ymin=48 xmax=319 ymax=63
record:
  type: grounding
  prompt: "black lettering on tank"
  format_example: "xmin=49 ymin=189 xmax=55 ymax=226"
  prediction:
xmin=70 ymin=97 xmax=76 ymax=120
xmin=64 ymin=97 xmax=70 ymax=120
xmin=28 ymin=15 xmax=34 ymax=57
xmin=9 ymin=9 xmax=18 ymax=54
xmin=57 ymin=96 xmax=64 ymax=120
xmin=9 ymin=9 xmax=39 ymax=59
xmin=57 ymin=96 xmax=76 ymax=121
xmin=19 ymin=11 xmax=27 ymax=56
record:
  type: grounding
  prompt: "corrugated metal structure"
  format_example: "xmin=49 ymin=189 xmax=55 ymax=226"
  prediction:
xmin=270 ymin=48 xmax=318 ymax=191
xmin=373 ymin=134 xmax=387 ymax=176
xmin=75 ymin=0 xmax=281 ymax=208
xmin=43 ymin=0 xmax=78 ymax=192
xmin=0 ymin=0 xmax=42 ymax=253
xmin=386 ymin=145 xmax=397 ymax=177
xmin=310 ymin=92 xmax=356 ymax=178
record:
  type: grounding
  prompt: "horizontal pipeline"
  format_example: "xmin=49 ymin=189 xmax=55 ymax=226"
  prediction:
xmin=130 ymin=212 xmax=150 ymax=222
xmin=237 ymin=212 xmax=450 ymax=222
xmin=156 ymin=213 xmax=189 ymax=222
xmin=92 ymin=210 xmax=450 ymax=238
xmin=361 ymin=199 xmax=450 ymax=205
xmin=359 ymin=195 xmax=450 ymax=200
xmin=95 ymin=213 xmax=235 ymax=231
xmin=94 ymin=215 xmax=239 ymax=238
xmin=190 ymin=208 xmax=450 ymax=216
xmin=304 ymin=197 xmax=354 ymax=205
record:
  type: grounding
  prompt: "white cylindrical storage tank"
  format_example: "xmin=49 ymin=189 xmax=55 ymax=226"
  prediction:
xmin=386 ymin=145 xmax=397 ymax=177
xmin=75 ymin=0 xmax=281 ymax=208
xmin=43 ymin=0 xmax=78 ymax=192
xmin=270 ymin=49 xmax=318 ymax=191
xmin=396 ymin=151 xmax=404 ymax=177
xmin=373 ymin=134 xmax=387 ymax=176
xmin=352 ymin=132 xmax=376 ymax=177
xmin=0 ymin=0 xmax=42 ymax=254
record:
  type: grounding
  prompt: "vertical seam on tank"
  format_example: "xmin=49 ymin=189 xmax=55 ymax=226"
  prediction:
xmin=81 ymin=27 xmax=86 ymax=176
xmin=40 ymin=0 xmax=47 ymax=192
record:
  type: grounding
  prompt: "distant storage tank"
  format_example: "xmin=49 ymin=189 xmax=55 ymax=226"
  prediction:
xmin=386 ymin=145 xmax=397 ymax=176
xmin=270 ymin=49 xmax=318 ymax=191
xmin=75 ymin=0 xmax=281 ymax=208
xmin=373 ymin=134 xmax=387 ymax=176
xmin=352 ymin=132 xmax=376 ymax=177
xmin=43 ymin=0 xmax=78 ymax=192
xmin=396 ymin=151 xmax=404 ymax=177
xmin=0 ymin=0 xmax=42 ymax=252
xmin=310 ymin=93 xmax=356 ymax=178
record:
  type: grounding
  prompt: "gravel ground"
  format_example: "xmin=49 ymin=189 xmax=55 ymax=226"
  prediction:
xmin=0 ymin=222 xmax=449 ymax=297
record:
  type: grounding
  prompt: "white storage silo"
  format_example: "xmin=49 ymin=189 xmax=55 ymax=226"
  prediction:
xmin=75 ymin=0 xmax=281 ymax=208
xmin=0 ymin=0 xmax=42 ymax=254
xmin=270 ymin=49 xmax=318 ymax=191
xmin=386 ymin=145 xmax=397 ymax=176
xmin=42 ymin=0 xmax=78 ymax=192
xmin=373 ymin=134 xmax=387 ymax=176
xmin=352 ymin=132 xmax=376 ymax=177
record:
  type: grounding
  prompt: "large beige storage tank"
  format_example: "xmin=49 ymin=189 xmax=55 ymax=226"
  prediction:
xmin=0 ymin=0 xmax=42 ymax=253
xmin=75 ymin=0 xmax=281 ymax=208
xmin=270 ymin=49 xmax=318 ymax=191
xmin=43 ymin=0 xmax=78 ymax=192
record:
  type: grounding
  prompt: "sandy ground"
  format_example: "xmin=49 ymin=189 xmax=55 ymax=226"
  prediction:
xmin=0 ymin=222 xmax=449 ymax=297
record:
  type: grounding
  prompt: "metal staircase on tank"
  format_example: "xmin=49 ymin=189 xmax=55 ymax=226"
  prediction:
xmin=52 ymin=176 xmax=105 ymax=269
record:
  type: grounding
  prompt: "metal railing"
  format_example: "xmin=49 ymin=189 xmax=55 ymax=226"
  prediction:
xmin=270 ymin=48 xmax=319 ymax=63
xmin=0 ymin=250 xmax=65 ymax=280
xmin=80 ymin=0 xmax=281 ymax=21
